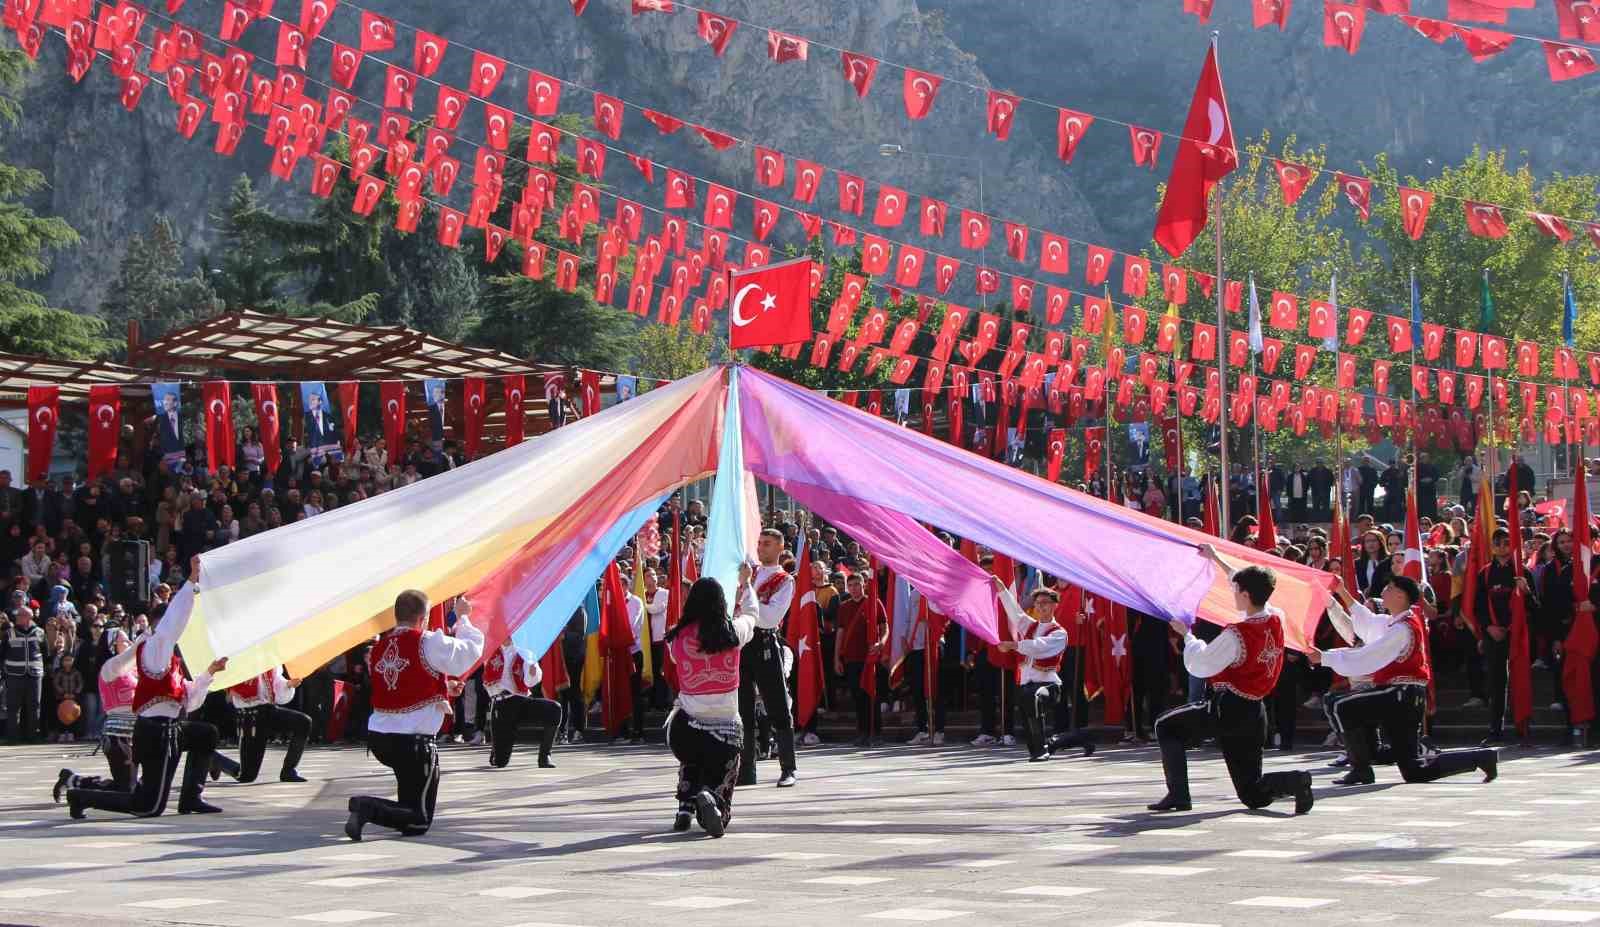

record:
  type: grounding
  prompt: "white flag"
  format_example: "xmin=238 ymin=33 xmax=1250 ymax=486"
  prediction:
xmin=1247 ymin=275 xmax=1264 ymax=354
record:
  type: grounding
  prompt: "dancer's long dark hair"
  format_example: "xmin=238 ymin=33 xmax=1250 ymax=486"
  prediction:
xmin=664 ymin=577 xmax=740 ymax=654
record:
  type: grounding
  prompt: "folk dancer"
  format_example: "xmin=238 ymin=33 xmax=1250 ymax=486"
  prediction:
xmin=211 ymin=665 xmax=311 ymax=784
xmin=665 ymin=571 xmax=760 ymax=837
xmin=994 ymin=580 xmax=1095 ymax=761
xmin=65 ymin=560 xmax=228 ymax=818
xmin=344 ymin=591 xmax=484 ymax=841
xmin=484 ymin=637 xmax=562 ymax=769
xmin=1148 ymin=545 xmax=1315 ymax=814
xmin=1314 ymin=574 xmax=1498 ymax=785
xmin=53 ymin=628 xmax=137 ymax=802
xmin=737 ymin=530 xmax=798 ymax=787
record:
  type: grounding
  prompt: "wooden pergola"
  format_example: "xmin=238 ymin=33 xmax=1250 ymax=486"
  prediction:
xmin=0 ymin=351 xmax=175 ymax=408
xmin=125 ymin=311 xmax=615 ymax=446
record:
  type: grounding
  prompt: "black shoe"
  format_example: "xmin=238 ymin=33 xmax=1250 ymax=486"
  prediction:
xmin=776 ymin=772 xmax=797 ymax=788
xmin=538 ymin=756 xmax=556 ymax=769
xmin=672 ymin=809 xmax=692 ymax=832
xmin=1147 ymin=795 xmax=1191 ymax=812
xmin=1480 ymin=733 xmax=1505 ymax=747
xmin=1294 ymin=772 xmax=1315 ymax=815
xmin=1480 ymin=752 xmax=1499 ymax=783
xmin=1331 ymin=754 xmax=1350 ymax=768
xmin=344 ymin=798 xmax=365 ymax=842
xmin=280 ymin=771 xmax=308 ymax=783
xmin=177 ymin=798 xmax=223 ymax=814
xmin=854 ymin=736 xmax=870 ymax=748
xmin=1081 ymin=740 xmax=1096 ymax=758
xmin=209 ymin=757 xmax=221 ymax=782
xmin=693 ymin=790 xmax=724 ymax=838
xmin=66 ymin=792 xmax=86 ymax=820
xmin=1029 ymin=752 xmax=1051 ymax=762
xmin=52 ymin=769 xmax=73 ymax=804
xmin=1333 ymin=770 xmax=1375 ymax=786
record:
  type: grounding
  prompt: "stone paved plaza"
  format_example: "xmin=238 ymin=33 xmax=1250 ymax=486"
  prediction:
xmin=2 ymin=738 xmax=1599 ymax=926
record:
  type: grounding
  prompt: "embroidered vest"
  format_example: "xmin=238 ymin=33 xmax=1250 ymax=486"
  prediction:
xmin=1023 ymin=620 xmax=1064 ymax=673
xmin=670 ymin=625 xmax=740 ymax=697
xmin=1210 ymin=613 xmax=1284 ymax=701
xmin=756 ymin=568 xmax=791 ymax=605
xmin=131 ymin=640 xmax=186 ymax=715
xmin=1373 ymin=606 xmax=1432 ymax=688
xmin=99 ymin=664 xmax=138 ymax=714
xmin=485 ymin=647 xmax=531 ymax=696
xmin=368 ymin=627 xmax=448 ymax=715
xmin=228 ymin=671 xmax=272 ymax=706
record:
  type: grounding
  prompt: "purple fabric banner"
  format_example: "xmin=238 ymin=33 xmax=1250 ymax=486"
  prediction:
xmin=739 ymin=368 xmax=1219 ymax=627
xmin=778 ymin=478 xmax=999 ymax=644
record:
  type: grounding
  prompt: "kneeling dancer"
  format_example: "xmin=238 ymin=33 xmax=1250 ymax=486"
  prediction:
xmin=66 ymin=561 xmax=227 ymax=819
xmin=345 ymin=591 xmax=483 ymax=841
xmin=1315 ymin=574 xmax=1497 ymax=785
xmin=1148 ymin=544 xmax=1314 ymax=815
xmin=212 ymin=665 xmax=310 ymax=784
xmin=484 ymin=637 xmax=562 ymax=769
xmin=54 ymin=628 xmax=138 ymax=802
xmin=664 ymin=569 xmax=759 ymax=837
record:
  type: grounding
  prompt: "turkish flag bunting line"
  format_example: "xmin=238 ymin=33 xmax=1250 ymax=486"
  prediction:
xmin=203 ymin=381 xmax=235 ymax=469
xmin=728 ymin=256 xmax=815 ymax=349
xmin=25 ymin=386 xmax=59 ymax=483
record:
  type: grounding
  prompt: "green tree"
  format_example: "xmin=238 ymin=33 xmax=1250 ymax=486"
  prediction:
xmin=0 ymin=47 xmax=105 ymax=358
xmin=631 ymin=321 xmax=717 ymax=379
xmin=98 ymin=214 xmax=220 ymax=346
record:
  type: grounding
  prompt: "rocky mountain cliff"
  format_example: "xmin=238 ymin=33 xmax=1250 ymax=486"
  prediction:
xmin=5 ymin=0 xmax=1594 ymax=316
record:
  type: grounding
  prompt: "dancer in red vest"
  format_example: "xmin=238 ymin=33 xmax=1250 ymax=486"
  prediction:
xmin=65 ymin=558 xmax=228 ymax=819
xmin=483 ymin=638 xmax=562 ymax=769
xmin=1315 ymin=574 xmax=1498 ymax=785
xmin=1148 ymin=545 xmax=1315 ymax=814
xmin=210 ymin=665 xmax=311 ymax=784
xmin=665 ymin=568 xmax=760 ymax=837
xmin=994 ymin=580 xmax=1095 ymax=761
xmin=53 ymin=628 xmax=139 ymax=802
xmin=345 ymin=591 xmax=483 ymax=842
xmin=737 ymin=529 xmax=798 ymax=788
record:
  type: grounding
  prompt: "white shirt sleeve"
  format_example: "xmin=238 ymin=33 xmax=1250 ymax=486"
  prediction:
xmin=421 ymin=616 xmax=485 ymax=677
xmin=732 ymin=586 xmax=760 ymax=646
xmin=754 ymin=569 xmax=795 ymax=630
xmin=272 ymin=667 xmax=295 ymax=705
xmin=1345 ymin=601 xmax=1391 ymax=645
xmin=1321 ymin=622 xmax=1415 ymax=679
xmin=100 ymin=643 xmax=137 ymax=682
xmin=1182 ymin=627 xmax=1242 ymax=679
xmin=1015 ymin=623 xmax=1066 ymax=660
xmin=142 ymin=580 xmax=197 ymax=675
xmin=183 ymin=671 xmax=214 ymax=712
xmin=995 ymin=585 xmax=1028 ymax=636
xmin=646 ymin=589 xmax=668 ymax=620
xmin=521 ymin=648 xmax=541 ymax=690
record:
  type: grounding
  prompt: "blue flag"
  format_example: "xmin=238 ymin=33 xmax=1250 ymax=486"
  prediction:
xmin=702 ymin=367 xmax=751 ymax=598
xmin=1564 ymin=275 xmax=1577 ymax=349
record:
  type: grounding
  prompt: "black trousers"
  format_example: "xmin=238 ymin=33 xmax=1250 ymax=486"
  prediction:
xmin=68 ymin=716 xmax=216 ymax=817
xmin=1271 ymin=659 xmax=1303 ymax=748
xmin=1020 ymin=681 xmax=1092 ymax=758
xmin=489 ymin=694 xmax=562 ymax=767
xmin=558 ymin=683 xmax=585 ymax=738
xmin=354 ymin=732 xmax=439 ymax=836
xmin=738 ymin=630 xmax=795 ymax=778
xmin=4 ymin=674 xmax=42 ymax=741
xmin=905 ymin=649 xmax=945 ymax=734
xmin=214 ymin=705 xmax=311 ymax=783
xmin=667 ymin=709 xmax=742 ymax=825
xmin=1483 ymin=634 xmax=1510 ymax=736
xmin=1153 ymin=693 xmax=1306 ymax=808
xmin=650 ymin=642 xmax=670 ymax=710
xmin=975 ymin=651 xmax=1016 ymax=736
xmin=629 ymin=653 xmax=647 ymax=739
xmin=1335 ymin=685 xmax=1494 ymax=782
xmin=69 ymin=731 xmax=135 ymax=792
xmin=1131 ymin=646 xmax=1169 ymax=736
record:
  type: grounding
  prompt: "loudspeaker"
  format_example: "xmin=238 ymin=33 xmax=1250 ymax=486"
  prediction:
xmin=107 ymin=539 xmax=151 ymax=608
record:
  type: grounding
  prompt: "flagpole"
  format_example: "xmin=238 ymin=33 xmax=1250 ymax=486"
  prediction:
xmin=1409 ymin=268 xmax=1419 ymax=520
xmin=1213 ymin=182 xmax=1231 ymax=531
xmin=1105 ymin=284 xmax=1116 ymax=505
xmin=1172 ymin=325 xmax=1185 ymax=525
xmin=1484 ymin=269 xmax=1499 ymax=512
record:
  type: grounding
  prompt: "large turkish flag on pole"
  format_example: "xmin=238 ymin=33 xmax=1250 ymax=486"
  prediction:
xmin=1153 ymin=39 xmax=1237 ymax=257
xmin=728 ymin=256 xmax=814 ymax=349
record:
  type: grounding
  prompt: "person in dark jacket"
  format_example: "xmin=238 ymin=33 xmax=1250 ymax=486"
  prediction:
xmin=1475 ymin=528 xmax=1538 ymax=744
xmin=1352 ymin=530 xmax=1393 ymax=603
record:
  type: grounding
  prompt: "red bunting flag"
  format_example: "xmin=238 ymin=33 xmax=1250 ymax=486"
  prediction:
xmin=1337 ymin=172 xmax=1372 ymax=220
xmin=86 ymin=385 xmax=121 ymax=481
xmin=1128 ymin=125 xmax=1162 ymax=168
xmin=729 ymin=256 xmax=814 ymax=349
xmin=1046 ymin=428 xmax=1067 ymax=482
xmin=24 ymin=385 xmax=57 ymax=483
xmin=1056 ymin=108 xmax=1094 ymax=162
xmin=1323 ymin=1 xmax=1366 ymax=53
xmin=359 ymin=10 xmax=395 ymax=51
xmin=766 ymin=29 xmax=807 ymax=63
xmin=1399 ymin=186 xmax=1433 ymax=239
xmin=1465 ymin=201 xmax=1509 ymax=238
xmin=378 ymin=381 xmax=406 ymax=459
xmin=527 ymin=70 xmax=561 ymax=116
xmin=903 ymin=68 xmax=941 ymax=119
xmin=462 ymin=377 xmax=486 ymax=458
xmin=841 ymin=51 xmax=878 ymax=98
xmin=502 ymin=375 xmax=525 ymax=447
xmin=987 ymin=90 xmax=1021 ymax=140
xmin=1545 ymin=40 xmax=1598 ymax=81
xmin=251 ymin=384 xmax=282 ymax=475
xmin=1273 ymin=160 xmax=1312 ymax=204
xmin=337 ymin=381 xmax=358 ymax=456
xmin=696 ymin=11 xmax=737 ymax=56
xmin=1253 ymin=0 xmax=1293 ymax=30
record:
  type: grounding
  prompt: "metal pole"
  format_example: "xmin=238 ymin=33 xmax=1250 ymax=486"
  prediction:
xmin=977 ymin=159 xmax=988 ymax=311
xmin=1214 ymin=186 xmax=1231 ymax=531
xmin=1173 ymin=330 xmax=1185 ymax=525
xmin=1484 ymin=269 xmax=1499 ymax=512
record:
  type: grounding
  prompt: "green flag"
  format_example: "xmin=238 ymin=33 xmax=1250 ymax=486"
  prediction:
xmin=1479 ymin=269 xmax=1496 ymax=333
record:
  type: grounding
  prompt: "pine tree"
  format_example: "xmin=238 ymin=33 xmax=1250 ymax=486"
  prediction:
xmin=98 ymin=215 xmax=220 ymax=342
xmin=0 ymin=47 xmax=105 ymax=358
